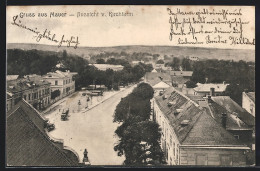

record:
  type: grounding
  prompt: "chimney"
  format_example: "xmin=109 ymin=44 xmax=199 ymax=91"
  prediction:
xmin=223 ymin=81 xmax=226 ymax=85
xmin=221 ymin=113 xmax=227 ymax=129
xmin=210 ymin=88 xmax=215 ymax=96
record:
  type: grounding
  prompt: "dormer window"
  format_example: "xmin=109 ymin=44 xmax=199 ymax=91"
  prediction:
xmin=162 ymin=95 xmax=168 ymax=100
xmin=181 ymin=120 xmax=189 ymax=126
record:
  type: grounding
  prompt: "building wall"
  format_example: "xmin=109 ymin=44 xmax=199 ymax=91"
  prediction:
xmin=242 ymin=93 xmax=255 ymax=117
xmin=44 ymin=76 xmax=75 ymax=99
xmin=153 ymin=99 xmax=180 ymax=165
xmin=194 ymin=91 xmax=223 ymax=97
xmin=180 ymin=148 xmax=247 ymax=166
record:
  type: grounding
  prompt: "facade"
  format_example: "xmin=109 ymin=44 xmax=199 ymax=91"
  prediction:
xmin=193 ymin=83 xmax=229 ymax=96
xmin=42 ymin=70 xmax=77 ymax=99
xmin=90 ymin=64 xmax=124 ymax=71
xmin=6 ymin=100 xmax=80 ymax=166
xmin=7 ymin=75 xmax=51 ymax=111
xmin=242 ymin=92 xmax=255 ymax=117
xmin=152 ymin=87 xmax=250 ymax=166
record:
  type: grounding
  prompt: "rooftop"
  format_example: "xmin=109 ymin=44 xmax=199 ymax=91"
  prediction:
xmin=154 ymin=87 xmax=246 ymax=146
xmin=168 ymin=71 xmax=193 ymax=77
xmin=194 ymin=83 xmax=229 ymax=92
xmin=211 ymin=96 xmax=255 ymax=127
xmin=145 ymin=72 xmax=172 ymax=86
xmin=7 ymin=76 xmax=50 ymax=94
xmin=43 ymin=70 xmax=77 ymax=79
xmin=6 ymin=100 xmax=79 ymax=166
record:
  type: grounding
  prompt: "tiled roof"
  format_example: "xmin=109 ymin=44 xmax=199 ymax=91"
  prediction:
xmin=182 ymin=110 xmax=242 ymax=145
xmin=7 ymin=76 xmax=50 ymax=94
xmin=212 ymin=96 xmax=255 ymax=127
xmin=152 ymin=81 xmax=171 ymax=89
xmin=171 ymin=76 xmax=190 ymax=85
xmin=154 ymin=87 xmax=245 ymax=146
xmin=6 ymin=100 xmax=79 ymax=166
xmin=207 ymin=99 xmax=250 ymax=130
xmin=43 ymin=70 xmax=77 ymax=79
xmin=168 ymin=71 xmax=193 ymax=77
xmin=246 ymin=92 xmax=255 ymax=103
xmin=194 ymin=83 xmax=228 ymax=92
xmin=145 ymin=72 xmax=172 ymax=86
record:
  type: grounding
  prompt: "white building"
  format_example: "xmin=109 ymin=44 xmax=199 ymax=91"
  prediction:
xmin=193 ymin=83 xmax=229 ymax=96
xmin=152 ymin=87 xmax=250 ymax=166
xmin=242 ymin=92 xmax=255 ymax=117
xmin=42 ymin=70 xmax=77 ymax=99
xmin=90 ymin=64 xmax=124 ymax=71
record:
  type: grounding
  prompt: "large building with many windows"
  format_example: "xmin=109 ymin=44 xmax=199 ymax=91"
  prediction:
xmin=7 ymin=75 xmax=51 ymax=111
xmin=42 ymin=70 xmax=77 ymax=99
xmin=152 ymin=87 xmax=251 ymax=166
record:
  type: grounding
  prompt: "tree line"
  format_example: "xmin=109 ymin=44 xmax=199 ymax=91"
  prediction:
xmin=113 ymin=83 xmax=166 ymax=166
xmin=7 ymin=49 xmax=153 ymax=91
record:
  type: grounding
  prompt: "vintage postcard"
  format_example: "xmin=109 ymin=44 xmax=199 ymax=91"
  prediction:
xmin=6 ymin=5 xmax=255 ymax=166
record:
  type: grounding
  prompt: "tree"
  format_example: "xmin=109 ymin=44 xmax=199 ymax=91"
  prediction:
xmin=185 ymin=80 xmax=197 ymax=88
xmin=51 ymin=90 xmax=60 ymax=99
xmin=96 ymin=58 xmax=106 ymax=64
xmin=156 ymin=59 xmax=164 ymax=64
xmin=132 ymin=83 xmax=154 ymax=100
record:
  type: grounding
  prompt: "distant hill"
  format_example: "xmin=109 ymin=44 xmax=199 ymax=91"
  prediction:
xmin=7 ymin=43 xmax=255 ymax=62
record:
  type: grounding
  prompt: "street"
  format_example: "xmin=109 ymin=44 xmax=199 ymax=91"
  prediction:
xmin=44 ymin=85 xmax=136 ymax=165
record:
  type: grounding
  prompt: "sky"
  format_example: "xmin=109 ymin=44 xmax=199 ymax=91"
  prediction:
xmin=6 ymin=5 xmax=255 ymax=50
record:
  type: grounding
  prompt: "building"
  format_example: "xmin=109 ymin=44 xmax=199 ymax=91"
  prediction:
xmin=152 ymin=81 xmax=171 ymax=95
xmin=6 ymin=100 xmax=81 ymax=166
xmin=132 ymin=60 xmax=144 ymax=66
xmin=90 ymin=64 xmax=124 ymax=71
xmin=144 ymin=72 xmax=172 ymax=88
xmin=42 ymin=70 xmax=77 ymax=99
xmin=242 ymin=92 xmax=255 ymax=117
xmin=7 ymin=75 xmax=51 ymax=111
xmin=168 ymin=71 xmax=193 ymax=77
xmin=152 ymin=87 xmax=250 ymax=166
xmin=193 ymin=83 xmax=229 ymax=96
xmin=188 ymin=56 xmax=199 ymax=61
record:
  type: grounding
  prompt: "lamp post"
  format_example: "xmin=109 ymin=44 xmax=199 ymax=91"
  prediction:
xmin=78 ymin=100 xmax=81 ymax=111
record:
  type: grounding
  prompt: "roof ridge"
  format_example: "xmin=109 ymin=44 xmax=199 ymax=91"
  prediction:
xmin=16 ymin=107 xmax=78 ymax=166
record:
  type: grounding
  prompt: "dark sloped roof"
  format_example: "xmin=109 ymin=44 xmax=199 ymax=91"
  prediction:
xmin=168 ymin=71 xmax=193 ymax=77
xmin=212 ymin=96 xmax=255 ymax=127
xmin=7 ymin=76 xmax=50 ymax=94
xmin=6 ymin=100 xmax=79 ymax=166
xmin=171 ymin=76 xmax=190 ymax=85
xmin=145 ymin=72 xmax=172 ymax=86
xmin=182 ymin=110 xmax=243 ymax=145
xmin=154 ymin=87 xmax=245 ymax=146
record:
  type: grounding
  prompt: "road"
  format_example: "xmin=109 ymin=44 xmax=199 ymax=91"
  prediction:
xmin=45 ymin=85 xmax=136 ymax=165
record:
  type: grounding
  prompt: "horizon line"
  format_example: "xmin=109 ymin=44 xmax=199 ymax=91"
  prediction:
xmin=6 ymin=43 xmax=255 ymax=51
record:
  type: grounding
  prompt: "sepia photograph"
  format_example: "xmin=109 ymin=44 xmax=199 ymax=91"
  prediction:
xmin=6 ymin=5 xmax=255 ymax=167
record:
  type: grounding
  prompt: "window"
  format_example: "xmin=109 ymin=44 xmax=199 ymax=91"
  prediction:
xmin=23 ymin=95 xmax=26 ymax=100
xmin=28 ymin=94 xmax=31 ymax=100
xmin=220 ymin=155 xmax=232 ymax=166
xmin=7 ymin=104 xmax=8 ymax=111
xmin=196 ymin=154 xmax=207 ymax=165
xmin=234 ymin=135 xmax=239 ymax=139
xmin=55 ymin=80 xmax=58 ymax=85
